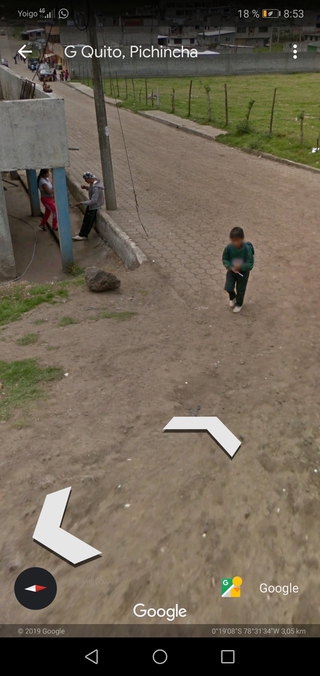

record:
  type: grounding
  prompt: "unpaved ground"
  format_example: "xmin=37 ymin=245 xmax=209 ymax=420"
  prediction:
xmin=2 ymin=34 xmax=320 ymax=631
xmin=5 ymin=176 xmax=113 ymax=283
xmin=1 ymin=252 xmax=320 ymax=631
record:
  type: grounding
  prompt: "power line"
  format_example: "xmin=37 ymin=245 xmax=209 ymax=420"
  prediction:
xmin=99 ymin=26 xmax=149 ymax=236
xmin=8 ymin=215 xmax=39 ymax=281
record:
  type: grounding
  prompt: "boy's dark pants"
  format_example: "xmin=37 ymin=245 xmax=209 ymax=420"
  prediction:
xmin=224 ymin=270 xmax=250 ymax=307
xmin=79 ymin=207 xmax=98 ymax=238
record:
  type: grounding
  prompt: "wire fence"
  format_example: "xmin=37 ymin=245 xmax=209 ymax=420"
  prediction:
xmin=72 ymin=69 xmax=320 ymax=154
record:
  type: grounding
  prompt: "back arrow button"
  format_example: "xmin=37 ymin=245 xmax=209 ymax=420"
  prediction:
xmin=85 ymin=649 xmax=98 ymax=664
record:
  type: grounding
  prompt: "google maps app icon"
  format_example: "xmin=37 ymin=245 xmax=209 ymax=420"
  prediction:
xmin=221 ymin=576 xmax=243 ymax=598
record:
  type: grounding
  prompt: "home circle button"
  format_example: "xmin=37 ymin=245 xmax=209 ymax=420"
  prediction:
xmin=152 ymin=649 xmax=168 ymax=665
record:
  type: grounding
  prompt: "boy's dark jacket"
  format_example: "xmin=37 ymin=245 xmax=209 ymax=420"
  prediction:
xmin=222 ymin=242 xmax=254 ymax=272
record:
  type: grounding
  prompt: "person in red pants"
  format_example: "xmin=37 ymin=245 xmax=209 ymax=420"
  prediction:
xmin=37 ymin=169 xmax=58 ymax=231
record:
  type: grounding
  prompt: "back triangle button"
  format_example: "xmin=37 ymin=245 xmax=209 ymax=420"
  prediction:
xmin=85 ymin=649 xmax=98 ymax=665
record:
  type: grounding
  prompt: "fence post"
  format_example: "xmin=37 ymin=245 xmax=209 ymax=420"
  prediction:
xmin=115 ymin=72 xmax=120 ymax=98
xmin=224 ymin=83 xmax=229 ymax=126
xmin=188 ymin=79 xmax=192 ymax=116
xmin=300 ymin=110 xmax=305 ymax=143
xmin=132 ymin=77 xmax=136 ymax=102
xmin=145 ymin=78 xmax=148 ymax=106
xmin=269 ymin=87 xmax=277 ymax=134
xmin=171 ymin=88 xmax=175 ymax=114
xmin=156 ymin=87 xmax=160 ymax=107
xmin=125 ymin=76 xmax=128 ymax=99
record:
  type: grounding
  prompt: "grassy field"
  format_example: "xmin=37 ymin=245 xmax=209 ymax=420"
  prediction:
xmin=76 ymin=72 xmax=320 ymax=167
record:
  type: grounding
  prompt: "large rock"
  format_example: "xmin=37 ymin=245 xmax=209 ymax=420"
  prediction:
xmin=85 ymin=267 xmax=121 ymax=292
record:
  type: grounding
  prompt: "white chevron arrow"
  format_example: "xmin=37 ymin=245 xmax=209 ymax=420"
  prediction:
xmin=33 ymin=487 xmax=101 ymax=565
xmin=163 ymin=417 xmax=241 ymax=459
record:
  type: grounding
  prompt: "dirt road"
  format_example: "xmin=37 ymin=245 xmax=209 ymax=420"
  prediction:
xmin=1 ymin=38 xmax=320 ymax=630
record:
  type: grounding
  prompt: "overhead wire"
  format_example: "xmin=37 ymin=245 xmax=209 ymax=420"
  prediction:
xmin=8 ymin=215 xmax=39 ymax=281
xmin=99 ymin=24 xmax=149 ymax=237
xmin=31 ymin=8 xmax=58 ymax=83
xmin=70 ymin=0 xmax=90 ymax=31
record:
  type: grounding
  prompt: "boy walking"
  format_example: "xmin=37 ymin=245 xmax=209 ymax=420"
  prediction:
xmin=222 ymin=227 xmax=254 ymax=313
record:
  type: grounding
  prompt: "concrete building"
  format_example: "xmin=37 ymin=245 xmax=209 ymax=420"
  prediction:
xmin=0 ymin=65 xmax=73 ymax=280
xmin=235 ymin=24 xmax=272 ymax=48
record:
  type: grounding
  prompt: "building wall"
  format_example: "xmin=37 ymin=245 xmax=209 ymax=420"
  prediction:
xmin=0 ymin=64 xmax=52 ymax=100
xmin=68 ymin=50 xmax=320 ymax=78
xmin=0 ymin=66 xmax=69 ymax=280
xmin=60 ymin=26 xmax=159 ymax=46
xmin=0 ymin=98 xmax=69 ymax=171
xmin=0 ymin=177 xmax=16 ymax=280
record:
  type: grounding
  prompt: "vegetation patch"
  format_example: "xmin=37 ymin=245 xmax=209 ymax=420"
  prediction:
xmin=75 ymin=73 xmax=320 ymax=167
xmin=17 ymin=333 xmax=39 ymax=346
xmin=0 ymin=359 xmax=63 ymax=421
xmin=58 ymin=316 xmax=79 ymax=327
xmin=0 ymin=283 xmax=68 ymax=326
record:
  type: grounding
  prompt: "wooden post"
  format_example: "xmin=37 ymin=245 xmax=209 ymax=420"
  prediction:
xmin=300 ymin=110 xmax=304 ymax=144
xmin=188 ymin=79 xmax=192 ymax=116
xmin=269 ymin=87 xmax=277 ymax=134
xmin=145 ymin=78 xmax=148 ymax=106
xmin=224 ymin=83 xmax=229 ymax=126
xmin=207 ymin=92 xmax=212 ymax=122
xmin=115 ymin=72 xmax=120 ymax=98
xmin=139 ymin=89 xmax=142 ymax=104
xmin=171 ymin=88 xmax=175 ymax=114
xmin=151 ymin=89 xmax=154 ymax=107
xmin=131 ymin=78 xmax=136 ymax=102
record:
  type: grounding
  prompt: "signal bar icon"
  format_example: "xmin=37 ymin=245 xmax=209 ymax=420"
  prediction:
xmin=43 ymin=9 xmax=55 ymax=19
xmin=262 ymin=9 xmax=281 ymax=18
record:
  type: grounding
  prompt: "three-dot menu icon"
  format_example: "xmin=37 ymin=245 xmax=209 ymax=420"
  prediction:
xmin=293 ymin=43 xmax=298 ymax=59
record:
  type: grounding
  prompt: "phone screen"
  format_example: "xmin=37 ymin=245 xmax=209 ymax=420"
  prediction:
xmin=0 ymin=0 xmax=318 ymax=668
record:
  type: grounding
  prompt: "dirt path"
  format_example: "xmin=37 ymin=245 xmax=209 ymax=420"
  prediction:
xmin=1 ymin=37 xmax=320 ymax=630
xmin=1 ymin=255 xmax=320 ymax=629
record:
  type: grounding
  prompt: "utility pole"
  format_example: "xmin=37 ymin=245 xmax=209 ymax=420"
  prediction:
xmin=88 ymin=14 xmax=117 ymax=210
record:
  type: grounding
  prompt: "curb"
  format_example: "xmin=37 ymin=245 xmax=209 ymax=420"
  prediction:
xmin=66 ymin=174 xmax=147 ymax=270
xmin=136 ymin=110 xmax=225 ymax=142
xmin=240 ymin=147 xmax=320 ymax=175
xmin=67 ymin=82 xmax=225 ymax=142
xmin=67 ymin=83 xmax=320 ymax=176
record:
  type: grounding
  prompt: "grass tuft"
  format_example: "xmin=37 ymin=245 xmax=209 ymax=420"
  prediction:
xmin=0 ymin=283 xmax=69 ymax=326
xmin=0 ymin=359 xmax=63 ymax=421
xmin=17 ymin=333 xmax=39 ymax=346
xmin=58 ymin=316 xmax=79 ymax=327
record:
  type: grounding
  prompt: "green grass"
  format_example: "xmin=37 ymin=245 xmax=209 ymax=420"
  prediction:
xmin=99 ymin=310 xmax=137 ymax=321
xmin=75 ymin=73 xmax=320 ymax=168
xmin=68 ymin=264 xmax=85 ymax=277
xmin=17 ymin=333 xmax=39 ymax=346
xmin=0 ymin=359 xmax=63 ymax=421
xmin=0 ymin=283 xmax=69 ymax=326
xmin=58 ymin=316 xmax=79 ymax=326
